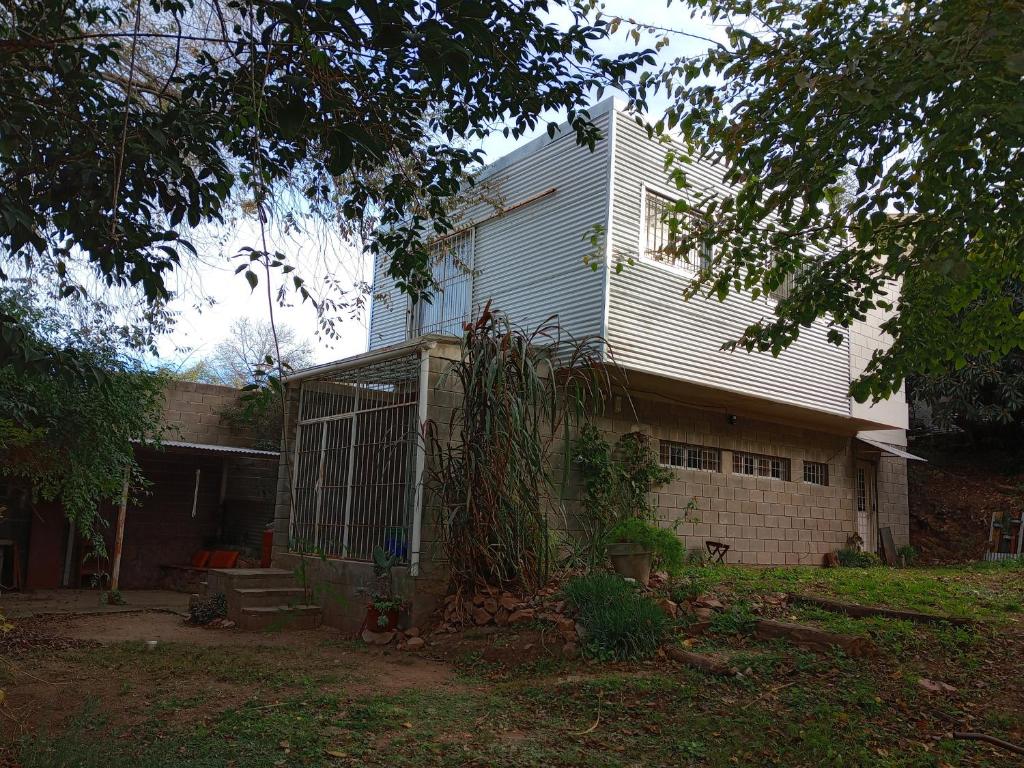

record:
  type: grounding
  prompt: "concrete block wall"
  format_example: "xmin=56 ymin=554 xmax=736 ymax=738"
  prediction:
xmin=584 ymin=396 xmax=909 ymax=565
xmin=410 ymin=342 xmax=911 ymax=571
xmin=161 ymin=380 xmax=259 ymax=448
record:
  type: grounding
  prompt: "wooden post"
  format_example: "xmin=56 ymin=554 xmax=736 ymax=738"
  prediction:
xmin=61 ymin=521 xmax=76 ymax=587
xmin=110 ymin=472 xmax=130 ymax=592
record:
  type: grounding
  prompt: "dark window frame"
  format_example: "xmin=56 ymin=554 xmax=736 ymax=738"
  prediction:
xmin=732 ymin=450 xmax=791 ymax=481
xmin=659 ymin=440 xmax=721 ymax=472
xmin=803 ymin=461 xmax=829 ymax=486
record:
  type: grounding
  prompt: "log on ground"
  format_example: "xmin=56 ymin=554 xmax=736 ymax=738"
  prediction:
xmin=664 ymin=645 xmax=737 ymax=676
xmin=790 ymin=594 xmax=976 ymax=628
xmin=754 ymin=619 xmax=878 ymax=657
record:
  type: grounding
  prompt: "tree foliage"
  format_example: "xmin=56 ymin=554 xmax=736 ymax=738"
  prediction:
xmin=1 ymin=0 xmax=653 ymax=370
xmin=627 ymin=0 xmax=1024 ymax=401
xmin=911 ymin=350 xmax=1024 ymax=446
xmin=0 ymin=286 xmax=166 ymax=543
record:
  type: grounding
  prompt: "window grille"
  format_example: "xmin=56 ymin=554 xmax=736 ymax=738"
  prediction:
xmin=803 ymin=461 xmax=829 ymax=486
xmin=416 ymin=229 xmax=473 ymax=337
xmin=660 ymin=440 xmax=720 ymax=472
xmin=769 ymin=260 xmax=813 ymax=302
xmin=856 ymin=467 xmax=867 ymax=513
xmin=732 ymin=451 xmax=791 ymax=481
xmin=290 ymin=353 xmax=422 ymax=563
xmin=770 ymin=270 xmax=798 ymax=301
xmin=643 ymin=191 xmax=711 ymax=273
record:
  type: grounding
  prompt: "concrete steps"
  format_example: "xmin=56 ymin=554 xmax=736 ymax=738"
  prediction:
xmin=238 ymin=604 xmax=322 ymax=631
xmin=200 ymin=568 xmax=321 ymax=631
xmin=234 ymin=586 xmax=307 ymax=608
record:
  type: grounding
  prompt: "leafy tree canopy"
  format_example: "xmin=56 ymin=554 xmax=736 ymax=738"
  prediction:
xmin=626 ymin=0 xmax=1024 ymax=401
xmin=0 ymin=286 xmax=166 ymax=542
xmin=909 ymin=282 xmax=1024 ymax=445
xmin=1 ymin=0 xmax=654 ymax=372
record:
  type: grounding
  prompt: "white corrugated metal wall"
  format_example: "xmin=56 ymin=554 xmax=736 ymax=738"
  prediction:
xmin=367 ymin=252 xmax=410 ymax=350
xmin=467 ymin=112 xmax=611 ymax=342
xmin=367 ymin=110 xmax=614 ymax=350
xmin=605 ymin=110 xmax=852 ymax=417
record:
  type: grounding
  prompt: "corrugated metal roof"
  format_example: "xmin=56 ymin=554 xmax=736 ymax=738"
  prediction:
xmin=134 ymin=439 xmax=279 ymax=458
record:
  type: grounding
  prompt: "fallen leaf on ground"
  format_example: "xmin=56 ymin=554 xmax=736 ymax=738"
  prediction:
xmin=918 ymin=678 xmax=957 ymax=694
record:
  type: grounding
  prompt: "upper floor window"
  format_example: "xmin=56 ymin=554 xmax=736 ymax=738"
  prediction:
xmin=803 ymin=461 xmax=829 ymax=486
xmin=732 ymin=451 xmax=791 ymax=481
xmin=770 ymin=270 xmax=797 ymax=302
xmin=415 ymin=229 xmax=474 ymax=337
xmin=643 ymin=190 xmax=711 ymax=273
xmin=660 ymin=440 xmax=720 ymax=472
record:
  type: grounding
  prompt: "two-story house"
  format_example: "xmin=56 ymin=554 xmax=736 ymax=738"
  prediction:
xmin=270 ymin=97 xmax=917 ymax=629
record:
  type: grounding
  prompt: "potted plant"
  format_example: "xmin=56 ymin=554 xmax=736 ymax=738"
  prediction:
xmin=364 ymin=545 xmax=407 ymax=632
xmin=366 ymin=594 xmax=405 ymax=631
xmin=606 ymin=517 xmax=684 ymax=583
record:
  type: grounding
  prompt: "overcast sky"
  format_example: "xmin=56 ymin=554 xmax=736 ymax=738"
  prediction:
xmin=154 ymin=1 xmax=724 ymax=371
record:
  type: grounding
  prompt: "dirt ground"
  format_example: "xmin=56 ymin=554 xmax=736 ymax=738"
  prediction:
xmin=909 ymin=457 xmax=1024 ymax=563
xmin=0 ymin=611 xmax=460 ymax=746
xmin=1 ymin=589 xmax=190 ymax=619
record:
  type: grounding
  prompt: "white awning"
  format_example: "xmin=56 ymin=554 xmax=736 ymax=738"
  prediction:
xmin=856 ymin=436 xmax=927 ymax=462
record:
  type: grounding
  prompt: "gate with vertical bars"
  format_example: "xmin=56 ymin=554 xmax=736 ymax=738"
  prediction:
xmin=289 ymin=352 xmax=422 ymax=563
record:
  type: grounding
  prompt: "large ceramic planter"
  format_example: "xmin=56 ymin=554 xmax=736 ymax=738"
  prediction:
xmin=607 ymin=542 xmax=653 ymax=584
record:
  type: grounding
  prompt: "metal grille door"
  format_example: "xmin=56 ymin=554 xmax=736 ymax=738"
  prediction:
xmin=288 ymin=354 xmax=421 ymax=562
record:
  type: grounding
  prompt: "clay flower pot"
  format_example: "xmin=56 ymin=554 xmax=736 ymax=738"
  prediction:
xmin=366 ymin=603 xmax=400 ymax=632
xmin=607 ymin=542 xmax=653 ymax=584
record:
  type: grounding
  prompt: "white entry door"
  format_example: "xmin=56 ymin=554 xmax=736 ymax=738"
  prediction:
xmin=855 ymin=460 xmax=878 ymax=553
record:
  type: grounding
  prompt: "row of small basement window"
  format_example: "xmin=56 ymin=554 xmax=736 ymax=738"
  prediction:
xmin=658 ymin=441 xmax=830 ymax=487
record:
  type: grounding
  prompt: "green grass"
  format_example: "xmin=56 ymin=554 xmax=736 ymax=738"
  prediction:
xmin=9 ymin=564 xmax=1024 ymax=767
xmin=28 ymin=674 xmax=939 ymax=767
xmin=13 ymin=646 xmax=1012 ymax=768
xmin=672 ymin=559 xmax=1024 ymax=622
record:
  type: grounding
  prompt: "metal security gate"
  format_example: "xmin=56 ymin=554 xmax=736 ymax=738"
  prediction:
xmin=289 ymin=352 xmax=424 ymax=563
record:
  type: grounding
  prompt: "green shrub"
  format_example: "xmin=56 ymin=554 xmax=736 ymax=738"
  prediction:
xmin=189 ymin=593 xmax=227 ymax=625
xmin=897 ymin=545 xmax=918 ymax=566
xmin=563 ymin=573 xmax=670 ymax=660
xmin=836 ymin=548 xmax=881 ymax=568
xmin=608 ymin=518 xmax=685 ymax=576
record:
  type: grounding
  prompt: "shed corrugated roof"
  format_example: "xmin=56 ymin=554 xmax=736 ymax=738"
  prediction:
xmin=134 ymin=439 xmax=279 ymax=458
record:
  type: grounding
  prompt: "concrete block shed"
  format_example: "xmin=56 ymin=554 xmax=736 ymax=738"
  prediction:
xmin=0 ymin=381 xmax=280 ymax=592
